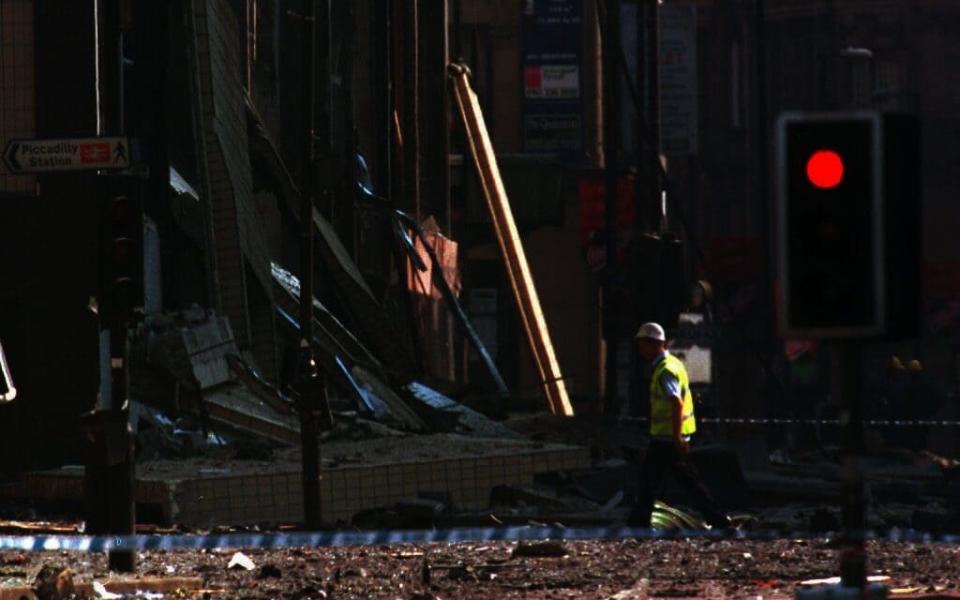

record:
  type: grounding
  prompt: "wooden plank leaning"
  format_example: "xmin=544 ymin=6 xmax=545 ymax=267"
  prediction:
xmin=448 ymin=63 xmax=574 ymax=417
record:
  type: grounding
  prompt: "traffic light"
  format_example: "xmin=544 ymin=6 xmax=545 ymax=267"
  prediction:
xmin=776 ymin=111 xmax=920 ymax=339
xmin=99 ymin=176 xmax=144 ymax=319
xmin=630 ymin=233 xmax=688 ymax=331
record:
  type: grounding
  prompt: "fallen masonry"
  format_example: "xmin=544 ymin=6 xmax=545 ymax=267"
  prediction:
xmin=0 ymin=434 xmax=589 ymax=528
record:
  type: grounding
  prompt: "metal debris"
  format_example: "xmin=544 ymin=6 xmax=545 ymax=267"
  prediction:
xmin=404 ymin=382 xmax=523 ymax=439
xmin=651 ymin=501 xmax=708 ymax=530
xmin=227 ymin=551 xmax=256 ymax=571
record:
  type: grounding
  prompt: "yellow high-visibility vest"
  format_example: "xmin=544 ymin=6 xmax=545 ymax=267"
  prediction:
xmin=649 ymin=353 xmax=697 ymax=437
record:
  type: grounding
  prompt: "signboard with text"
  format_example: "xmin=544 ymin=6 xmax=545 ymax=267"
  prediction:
xmin=659 ymin=3 xmax=698 ymax=155
xmin=3 ymin=136 xmax=131 ymax=174
xmin=620 ymin=1 xmax=698 ymax=158
xmin=521 ymin=0 xmax=583 ymax=154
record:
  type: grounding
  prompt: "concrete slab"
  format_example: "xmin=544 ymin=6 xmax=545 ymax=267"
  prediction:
xmin=0 ymin=435 xmax=590 ymax=528
xmin=201 ymin=382 xmax=300 ymax=444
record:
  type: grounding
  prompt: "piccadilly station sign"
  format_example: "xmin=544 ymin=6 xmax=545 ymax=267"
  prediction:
xmin=3 ymin=136 xmax=131 ymax=174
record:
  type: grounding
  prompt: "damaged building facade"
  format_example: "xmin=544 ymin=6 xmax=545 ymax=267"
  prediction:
xmin=0 ymin=0 xmax=599 ymax=534
xmin=0 ymin=0 xmax=959 ymax=536
xmin=0 ymin=0 xmax=605 ymax=480
xmin=0 ymin=0 xmax=418 ymax=473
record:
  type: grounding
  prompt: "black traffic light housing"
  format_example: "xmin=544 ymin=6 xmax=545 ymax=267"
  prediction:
xmin=631 ymin=233 xmax=688 ymax=332
xmin=99 ymin=175 xmax=144 ymax=319
xmin=776 ymin=111 xmax=920 ymax=339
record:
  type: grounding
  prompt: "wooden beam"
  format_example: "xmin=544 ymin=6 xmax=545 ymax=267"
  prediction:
xmin=448 ymin=64 xmax=574 ymax=417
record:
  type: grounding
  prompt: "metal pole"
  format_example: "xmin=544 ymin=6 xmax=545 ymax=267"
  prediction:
xmin=602 ymin=0 xmax=622 ymax=418
xmin=404 ymin=0 xmax=420 ymax=218
xmin=420 ymin=0 xmax=450 ymax=231
xmin=754 ymin=0 xmax=779 ymax=454
xmin=643 ymin=0 xmax=661 ymax=232
xmin=107 ymin=318 xmax=135 ymax=572
xmin=837 ymin=340 xmax=866 ymax=589
xmin=98 ymin=0 xmax=135 ymax=572
xmin=373 ymin=0 xmax=392 ymax=199
xmin=755 ymin=0 xmax=769 ymax=314
xmin=298 ymin=0 xmax=323 ymax=530
xmin=398 ymin=0 xmax=428 ymax=376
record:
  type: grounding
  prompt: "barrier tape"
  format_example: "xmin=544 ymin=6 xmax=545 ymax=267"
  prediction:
xmin=1 ymin=526 xmax=958 ymax=553
xmin=623 ymin=417 xmax=960 ymax=427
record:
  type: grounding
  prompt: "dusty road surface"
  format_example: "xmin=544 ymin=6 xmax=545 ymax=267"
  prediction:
xmin=1 ymin=538 xmax=959 ymax=599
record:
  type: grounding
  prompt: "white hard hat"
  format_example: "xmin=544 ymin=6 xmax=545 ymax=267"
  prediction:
xmin=635 ymin=322 xmax=666 ymax=342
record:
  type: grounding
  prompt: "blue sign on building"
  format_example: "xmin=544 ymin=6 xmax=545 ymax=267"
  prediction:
xmin=521 ymin=0 xmax=583 ymax=155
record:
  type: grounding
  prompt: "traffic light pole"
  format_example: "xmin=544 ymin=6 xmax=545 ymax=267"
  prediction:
xmin=836 ymin=339 xmax=866 ymax=589
xmin=107 ymin=318 xmax=136 ymax=572
xmin=86 ymin=0 xmax=135 ymax=573
xmin=777 ymin=111 xmax=921 ymax=596
xmin=82 ymin=317 xmax=135 ymax=574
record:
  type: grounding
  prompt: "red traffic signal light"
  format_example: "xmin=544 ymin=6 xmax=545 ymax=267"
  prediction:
xmin=776 ymin=111 xmax=920 ymax=340
xmin=806 ymin=149 xmax=844 ymax=189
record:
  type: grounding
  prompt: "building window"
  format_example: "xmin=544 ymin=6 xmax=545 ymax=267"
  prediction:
xmin=0 ymin=0 xmax=37 ymax=194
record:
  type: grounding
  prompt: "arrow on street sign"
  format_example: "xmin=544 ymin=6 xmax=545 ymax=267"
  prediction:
xmin=3 ymin=142 xmax=21 ymax=173
xmin=2 ymin=136 xmax=131 ymax=175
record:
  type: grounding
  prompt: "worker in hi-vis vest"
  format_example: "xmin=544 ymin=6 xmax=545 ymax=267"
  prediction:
xmin=628 ymin=322 xmax=731 ymax=528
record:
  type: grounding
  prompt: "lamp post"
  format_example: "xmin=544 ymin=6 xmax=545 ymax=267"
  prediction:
xmin=839 ymin=47 xmax=874 ymax=108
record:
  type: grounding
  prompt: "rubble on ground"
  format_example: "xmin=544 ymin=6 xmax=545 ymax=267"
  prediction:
xmin=2 ymin=539 xmax=960 ymax=599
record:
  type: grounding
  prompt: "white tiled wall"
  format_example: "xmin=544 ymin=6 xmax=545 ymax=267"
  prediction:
xmin=170 ymin=448 xmax=592 ymax=528
xmin=0 ymin=446 xmax=593 ymax=528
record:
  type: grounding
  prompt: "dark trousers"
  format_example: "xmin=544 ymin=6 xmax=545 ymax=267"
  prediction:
xmin=629 ymin=439 xmax=728 ymax=527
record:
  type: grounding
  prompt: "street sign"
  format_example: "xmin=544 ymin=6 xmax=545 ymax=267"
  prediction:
xmin=2 ymin=136 xmax=130 ymax=174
